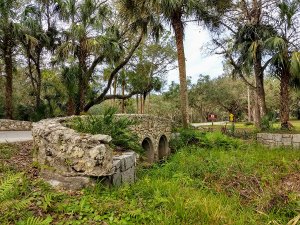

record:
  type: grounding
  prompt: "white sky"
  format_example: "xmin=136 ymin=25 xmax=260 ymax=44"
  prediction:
xmin=167 ymin=23 xmax=224 ymax=85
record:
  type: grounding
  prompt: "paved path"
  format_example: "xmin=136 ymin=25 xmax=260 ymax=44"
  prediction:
xmin=191 ymin=121 xmax=229 ymax=127
xmin=0 ymin=131 xmax=33 ymax=143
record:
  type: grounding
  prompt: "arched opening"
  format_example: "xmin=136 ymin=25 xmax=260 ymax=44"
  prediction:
xmin=158 ymin=135 xmax=168 ymax=160
xmin=142 ymin=138 xmax=154 ymax=163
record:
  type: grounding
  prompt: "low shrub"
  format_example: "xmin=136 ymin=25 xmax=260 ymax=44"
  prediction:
xmin=169 ymin=128 xmax=207 ymax=150
xmin=170 ymin=128 xmax=245 ymax=151
xmin=69 ymin=108 xmax=142 ymax=153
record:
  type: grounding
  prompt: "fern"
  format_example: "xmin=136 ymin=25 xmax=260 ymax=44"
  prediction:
xmin=0 ymin=173 xmax=34 ymax=224
xmin=41 ymin=193 xmax=54 ymax=212
xmin=0 ymin=173 xmax=23 ymax=202
xmin=17 ymin=216 xmax=52 ymax=225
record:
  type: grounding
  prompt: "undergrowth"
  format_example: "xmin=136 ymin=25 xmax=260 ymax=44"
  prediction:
xmin=170 ymin=128 xmax=244 ymax=151
xmin=68 ymin=107 xmax=142 ymax=153
xmin=0 ymin=132 xmax=300 ymax=224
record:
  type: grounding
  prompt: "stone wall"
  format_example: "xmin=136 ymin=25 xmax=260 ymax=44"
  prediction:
xmin=32 ymin=116 xmax=138 ymax=190
xmin=108 ymin=151 xmax=137 ymax=186
xmin=0 ymin=119 xmax=32 ymax=131
xmin=257 ymin=133 xmax=300 ymax=148
xmin=116 ymin=114 xmax=172 ymax=162
xmin=32 ymin=117 xmax=113 ymax=177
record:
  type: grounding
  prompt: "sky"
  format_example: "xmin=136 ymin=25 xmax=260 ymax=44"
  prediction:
xmin=167 ymin=23 xmax=225 ymax=85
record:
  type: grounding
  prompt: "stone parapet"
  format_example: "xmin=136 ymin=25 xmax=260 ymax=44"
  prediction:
xmin=32 ymin=117 xmax=113 ymax=177
xmin=0 ymin=119 xmax=32 ymax=131
xmin=116 ymin=114 xmax=172 ymax=162
xmin=32 ymin=114 xmax=172 ymax=190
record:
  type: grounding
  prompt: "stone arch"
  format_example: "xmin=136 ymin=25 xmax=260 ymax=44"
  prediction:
xmin=158 ymin=135 xmax=168 ymax=160
xmin=142 ymin=137 xmax=154 ymax=163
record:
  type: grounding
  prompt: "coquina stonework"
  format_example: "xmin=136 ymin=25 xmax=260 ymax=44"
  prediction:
xmin=32 ymin=114 xmax=172 ymax=190
xmin=257 ymin=133 xmax=300 ymax=148
xmin=0 ymin=119 xmax=32 ymax=131
xmin=116 ymin=114 xmax=172 ymax=163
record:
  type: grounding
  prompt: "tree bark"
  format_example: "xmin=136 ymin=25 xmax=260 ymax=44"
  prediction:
xmin=136 ymin=94 xmax=139 ymax=114
xmin=35 ymin=53 xmax=42 ymax=110
xmin=67 ymin=97 xmax=76 ymax=116
xmin=172 ymin=13 xmax=189 ymax=128
xmin=121 ymin=80 xmax=125 ymax=113
xmin=4 ymin=35 xmax=13 ymax=119
xmin=280 ymin=70 xmax=290 ymax=129
xmin=247 ymin=86 xmax=251 ymax=122
xmin=140 ymin=94 xmax=143 ymax=114
xmin=254 ymin=47 xmax=267 ymax=126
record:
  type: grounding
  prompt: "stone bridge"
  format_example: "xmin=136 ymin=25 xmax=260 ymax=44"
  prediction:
xmin=32 ymin=114 xmax=172 ymax=189
xmin=116 ymin=114 xmax=172 ymax=163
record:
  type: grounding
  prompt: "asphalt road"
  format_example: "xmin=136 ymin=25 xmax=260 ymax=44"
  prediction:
xmin=0 ymin=131 xmax=33 ymax=143
xmin=190 ymin=121 xmax=229 ymax=127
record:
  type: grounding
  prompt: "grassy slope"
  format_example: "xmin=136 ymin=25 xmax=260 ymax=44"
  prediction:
xmin=0 ymin=134 xmax=299 ymax=225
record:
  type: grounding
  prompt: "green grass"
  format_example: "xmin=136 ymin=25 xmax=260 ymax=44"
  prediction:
xmin=199 ymin=120 xmax=300 ymax=133
xmin=0 ymin=134 xmax=300 ymax=224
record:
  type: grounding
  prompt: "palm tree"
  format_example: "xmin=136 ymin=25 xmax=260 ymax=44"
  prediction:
xmin=266 ymin=0 xmax=300 ymax=129
xmin=0 ymin=0 xmax=19 ymax=119
xmin=121 ymin=0 xmax=230 ymax=127
xmin=19 ymin=3 xmax=55 ymax=111
xmin=56 ymin=0 xmax=111 ymax=113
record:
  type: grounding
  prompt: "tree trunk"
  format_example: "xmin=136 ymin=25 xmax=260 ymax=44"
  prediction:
xmin=113 ymin=77 xmax=117 ymax=105
xmin=35 ymin=54 xmax=42 ymax=110
xmin=75 ymin=72 xmax=84 ymax=115
xmin=172 ymin=14 xmax=189 ymax=128
xmin=247 ymin=86 xmax=251 ymax=122
xmin=253 ymin=48 xmax=266 ymax=127
xmin=67 ymin=97 xmax=76 ymax=116
xmin=136 ymin=94 xmax=139 ymax=114
xmin=148 ymin=92 xmax=151 ymax=114
xmin=280 ymin=70 xmax=290 ymax=129
xmin=140 ymin=94 xmax=143 ymax=114
xmin=121 ymin=80 xmax=125 ymax=113
xmin=4 ymin=39 xmax=13 ymax=119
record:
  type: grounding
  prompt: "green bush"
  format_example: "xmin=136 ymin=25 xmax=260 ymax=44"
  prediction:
xmin=69 ymin=108 xmax=142 ymax=153
xmin=169 ymin=128 xmax=208 ymax=150
xmin=170 ymin=128 xmax=245 ymax=151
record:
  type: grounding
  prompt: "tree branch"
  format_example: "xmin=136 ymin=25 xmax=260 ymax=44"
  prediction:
xmin=84 ymin=31 xmax=144 ymax=111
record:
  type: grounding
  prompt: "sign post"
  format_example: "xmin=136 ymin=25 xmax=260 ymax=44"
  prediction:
xmin=208 ymin=114 xmax=217 ymax=126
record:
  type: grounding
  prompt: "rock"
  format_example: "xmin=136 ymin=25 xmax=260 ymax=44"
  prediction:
xmin=93 ymin=134 xmax=112 ymax=143
xmin=41 ymin=171 xmax=94 ymax=191
xmin=0 ymin=119 xmax=32 ymax=131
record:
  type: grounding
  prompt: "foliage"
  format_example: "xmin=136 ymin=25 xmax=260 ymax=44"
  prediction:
xmin=170 ymin=128 xmax=244 ymax=151
xmin=69 ymin=107 xmax=142 ymax=153
xmin=1 ymin=135 xmax=300 ymax=224
xmin=261 ymin=113 xmax=277 ymax=131
xmin=0 ymin=173 xmax=52 ymax=225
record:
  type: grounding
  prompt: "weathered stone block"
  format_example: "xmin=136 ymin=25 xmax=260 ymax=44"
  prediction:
xmin=121 ymin=167 xmax=135 ymax=184
xmin=293 ymin=134 xmax=300 ymax=143
xmin=273 ymin=134 xmax=282 ymax=142
xmin=292 ymin=142 xmax=300 ymax=148
xmin=41 ymin=171 xmax=95 ymax=190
